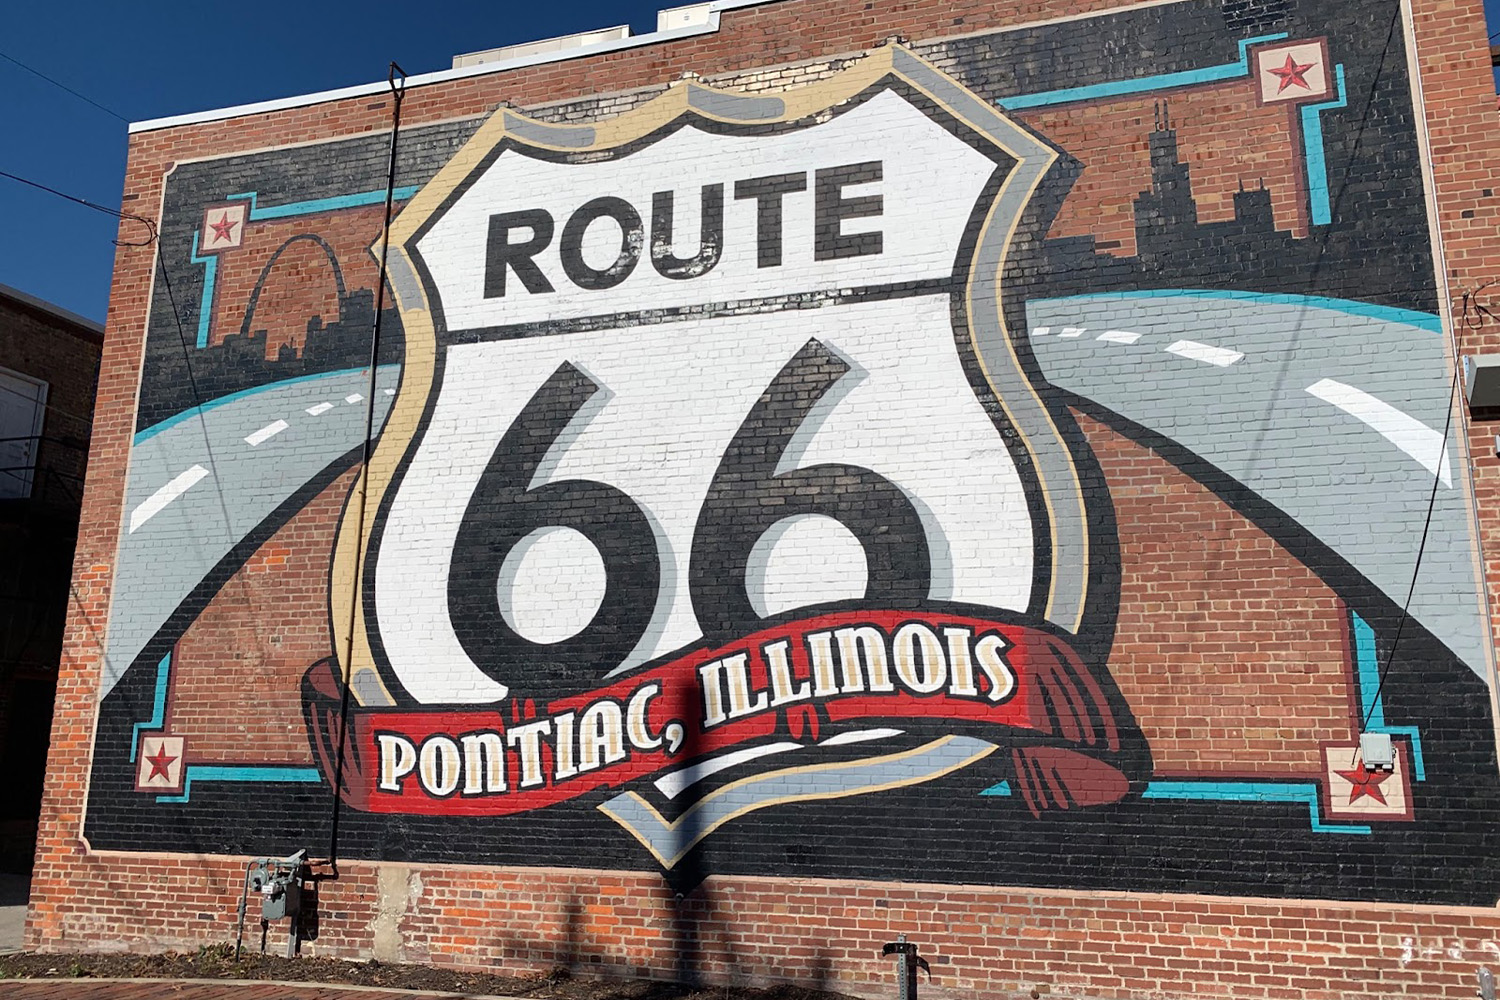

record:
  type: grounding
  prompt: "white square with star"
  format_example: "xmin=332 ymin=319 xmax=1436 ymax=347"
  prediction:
xmin=199 ymin=202 xmax=247 ymax=252
xmin=135 ymin=735 xmax=185 ymax=792
xmin=1322 ymin=742 xmax=1412 ymax=821
xmin=1255 ymin=41 xmax=1332 ymax=104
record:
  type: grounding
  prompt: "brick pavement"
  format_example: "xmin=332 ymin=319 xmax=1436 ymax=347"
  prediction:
xmin=4 ymin=979 xmax=523 ymax=999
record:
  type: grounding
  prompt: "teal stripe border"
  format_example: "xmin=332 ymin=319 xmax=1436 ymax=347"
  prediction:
xmin=181 ymin=185 xmax=418 ymax=354
xmin=157 ymin=765 xmax=323 ymax=804
xmin=188 ymin=231 xmax=218 ymax=349
xmin=983 ymin=777 xmax=1368 ymax=834
xmin=128 ymin=651 xmax=172 ymax=763
xmin=1352 ymin=611 xmax=1426 ymax=781
xmin=998 ymin=34 xmax=1287 ymax=110
xmin=1000 ymin=36 xmax=1354 ymax=237
xmin=1142 ymin=781 xmax=1370 ymax=835
xmin=227 ymin=187 xmax=420 ymax=221
xmin=1301 ymin=64 xmax=1349 ymax=226
xmin=133 ymin=363 xmax=399 ymax=446
xmin=980 ymin=609 xmax=1424 ymax=830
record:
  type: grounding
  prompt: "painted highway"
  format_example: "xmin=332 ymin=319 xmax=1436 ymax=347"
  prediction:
xmin=1025 ymin=291 xmax=1487 ymax=677
xmin=100 ymin=366 xmax=399 ymax=697
xmin=100 ymin=290 xmax=1486 ymax=701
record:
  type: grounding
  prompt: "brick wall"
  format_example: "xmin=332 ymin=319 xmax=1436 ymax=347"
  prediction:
xmin=0 ymin=290 xmax=101 ymax=867
xmin=0 ymin=293 xmax=101 ymax=512
xmin=29 ymin=1 xmax=1500 ymax=998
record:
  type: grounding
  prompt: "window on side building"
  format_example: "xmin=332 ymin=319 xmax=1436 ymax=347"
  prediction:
xmin=0 ymin=366 xmax=48 ymax=500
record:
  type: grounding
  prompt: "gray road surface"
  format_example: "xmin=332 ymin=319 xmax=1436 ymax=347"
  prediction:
xmin=99 ymin=366 xmax=399 ymax=698
xmin=0 ymin=872 xmax=27 ymax=953
xmin=100 ymin=292 xmax=1490 ymax=699
xmin=1025 ymin=291 xmax=1488 ymax=678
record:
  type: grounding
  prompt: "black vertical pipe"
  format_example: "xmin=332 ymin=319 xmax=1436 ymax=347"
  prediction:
xmin=327 ymin=61 xmax=407 ymax=866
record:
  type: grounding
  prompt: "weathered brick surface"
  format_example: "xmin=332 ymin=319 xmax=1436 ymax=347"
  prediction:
xmin=29 ymin=1 xmax=1500 ymax=998
xmin=0 ymin=289 xmax=101 ymax=864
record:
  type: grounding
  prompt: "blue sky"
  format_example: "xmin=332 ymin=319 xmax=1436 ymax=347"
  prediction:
xmin=2 ymin=1 xmax=1498 ymax=322
xmin=0 ymin=1 xmax=668 ymax=321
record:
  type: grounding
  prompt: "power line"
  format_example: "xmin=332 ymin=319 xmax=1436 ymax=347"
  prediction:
xmin=0 ymin=378 xmax=95 ymax=429
xmin=0 ymin=47 xmax=127 ymax=122
xmin=0 ymin=167 xmax=155 ymax=246
xmin=153 ymin=248 xmax=280 ymax=658
xmin=4 ymin=158 xmax=269 ymax=669
xmin=1342 ymin=5 xmax=1468 ymax=748
xmin=2 ymin=45 xmax=288 ymax=718
xmin=7 ymin=142 xmax=282 ymax=698
xmin=1355 ymin=363 xmax=1459 ymax=739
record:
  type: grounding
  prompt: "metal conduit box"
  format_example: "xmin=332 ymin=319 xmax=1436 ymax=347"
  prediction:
xmin=1464 ymin=354 xmax=1500 ymax=409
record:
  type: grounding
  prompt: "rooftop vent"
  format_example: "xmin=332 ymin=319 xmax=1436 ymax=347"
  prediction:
xmin=452 ymin=24 xmax=632 ymax=69
xmin=658 ymin=3 xmax=714 ymax=31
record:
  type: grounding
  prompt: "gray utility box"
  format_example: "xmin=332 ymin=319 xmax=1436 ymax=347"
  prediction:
xmin=262 ymin=877 xmax=301 ymax=921
xmin=1464 ymin=354 xmax=1500 ymax=409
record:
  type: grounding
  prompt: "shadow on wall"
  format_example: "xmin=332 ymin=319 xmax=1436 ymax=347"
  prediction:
xmin=0 ymin=873 xmax=29 ymax=907
xmin=528 ymin=881 xmax=837 ymax=991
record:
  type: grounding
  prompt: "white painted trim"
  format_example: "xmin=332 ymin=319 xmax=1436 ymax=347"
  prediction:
xmin=127 ymin=0 xmax=1195 ymax=134
xmin=654 ymin=742 xmax=803 ymax=798
xmin=1398 ymin=0 xmax=1500 ymax=696
xmin=127 ymin=0 xmax=783 ymax=134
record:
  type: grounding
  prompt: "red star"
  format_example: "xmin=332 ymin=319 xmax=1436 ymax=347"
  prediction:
xmin=144 ymin=743 xmax=178 ymax=783
xmin=1269 ymin=53 xmax=1317 ymax=94
xmin=209 ymin=213 xmax=239 ymax=244
xmin=1335 ymin=765 xmax=1392 ymax=805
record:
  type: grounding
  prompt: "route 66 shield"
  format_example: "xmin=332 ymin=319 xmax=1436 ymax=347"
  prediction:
xmin=301 ymin=44 xmax=1148 ymax=867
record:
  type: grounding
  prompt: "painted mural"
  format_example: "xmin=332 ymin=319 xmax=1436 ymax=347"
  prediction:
xmin=90 ymin=0 xmax=1500 ymax=904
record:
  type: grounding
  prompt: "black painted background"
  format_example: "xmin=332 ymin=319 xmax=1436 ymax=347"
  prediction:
xmin=89 ymin=0 xmax=1500 ymax=906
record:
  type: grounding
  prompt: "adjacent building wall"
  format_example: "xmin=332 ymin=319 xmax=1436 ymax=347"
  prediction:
xmin=0 ymin=286 xmax=101 ymax=871
xmin=30 ymin=1 xmax=1500 ymax=997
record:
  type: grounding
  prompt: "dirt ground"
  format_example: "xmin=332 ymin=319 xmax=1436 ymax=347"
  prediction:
xmin=0 ymin=947 xmax=863 ymax=999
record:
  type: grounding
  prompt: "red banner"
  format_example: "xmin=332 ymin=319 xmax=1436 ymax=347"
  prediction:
xmin=303 ymin=610 xmax=1121 ymax=816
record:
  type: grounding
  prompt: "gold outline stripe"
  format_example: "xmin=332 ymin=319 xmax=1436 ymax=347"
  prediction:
xmin=598 ymin=734 xmax=998 ymax=868
xmin=334 ymin=43 xmax=1090 ymax=700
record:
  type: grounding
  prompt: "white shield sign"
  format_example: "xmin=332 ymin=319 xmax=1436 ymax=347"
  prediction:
xmin=302 ymin=46 xmax=1140 ymax=865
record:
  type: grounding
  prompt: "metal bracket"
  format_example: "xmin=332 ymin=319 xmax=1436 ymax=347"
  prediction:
xmin=882 ymin=934 xmax=931 ymax=1000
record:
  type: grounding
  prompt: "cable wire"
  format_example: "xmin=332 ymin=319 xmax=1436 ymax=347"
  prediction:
xmin=149 ymin=252 xmax=287 ymax=698
xmin=1355 ymin=363 xmax=1459 ymax=738
xmin=0 ymin=167 xmax=156 ymax=246
xmin=0 ymin=377 xmax=95 ymax=429
xmin=326 ymin=59 xmax=407 ymax=869
xmin=0 ymin=47 xmax=127 ymax=122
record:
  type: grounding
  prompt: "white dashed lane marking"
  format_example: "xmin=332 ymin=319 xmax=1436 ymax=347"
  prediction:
xmin=244 ymin=419 xmax=289 ymax=447
xmin=654 ymin=742 xmax=802 ymax=799
xmin=1040 ymin=319 xmax=1247 ymax=366
xmin=1306 ymin=378 xmax=1452 ymax=486
xmin=1165 ymin=339 xmax=1244 ymax=367
xmin=306 ymin=402 xmax=334 ymax=416
xmin=1039 ymin=318 xmax=1449 ymax=485
xmin=129 ymin=465 xmax=209 ymax=534
xmin=345 ymin=394 xmax=364 ymax=404
xmin=819 ymin=727 xmax=905 ymax=746
xmin=384 ymin=387 xmax=396 ymax=395
xmin=653 ymin=727 xmax=907 ymax=799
